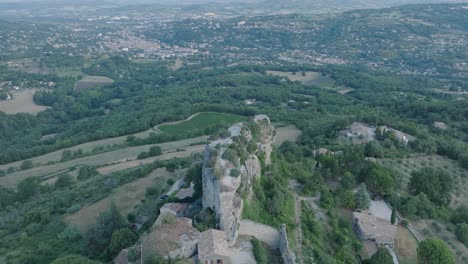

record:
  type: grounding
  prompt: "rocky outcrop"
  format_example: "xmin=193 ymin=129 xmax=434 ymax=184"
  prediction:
xmin=202 ymin=115 xmax=274 ymax=246
xmin=142 ymin=217 xmax=200 ymax=260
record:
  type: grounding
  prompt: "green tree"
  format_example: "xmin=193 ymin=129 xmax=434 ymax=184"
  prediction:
xmin=391 ymin=206 xmax=397 ymax=225
xmin=342 ymin=190 xmax=356 ymax=209
xmin=417 ymin=238 xmax=455 ymax=264
xmin=355 ymin=184 xmax=370 ymax=210
xmin=20 ymin=160 xmax=34 ymax=170
xmin=78 ymin=166 xmax=98 ymax=180
xmin=370 ymin=247 xmax=393 ymax=264
xmin=148 ymin=146 xmax=162 ymax=156
xmin=341 ymin=171 xmax=355 ymax=190
xmin=55 ymin=173 xmax=73 ymax=188
xmin=409 ymin=168 xmax=453 ymax=206
xmin=86 ymin=202 xmax=126 ymax=258
xmin=51 ymin=255 xmax=99 ymax=264
xmin=17 ymin=177 xmax=40 ymax=201
xmin=455 ymin=222 xmax=468 ymax=247
xmin=109 ymin=228 xmax=138 ymax=256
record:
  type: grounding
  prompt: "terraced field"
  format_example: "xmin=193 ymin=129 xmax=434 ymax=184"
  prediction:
xmin=157 ymin=112 xmax=246 ymax=135
xmin=0 ymin=136 xmax=207 ymax=188
xmin=66 ymin=168 xmax=185 ymax=233
xmin=74 ymin=75 xmax=114 ymax=91
xmin=379 ymin=154 xmax=468 ymax=263
xmin=378 ymin=154 xmax=467 ymax=208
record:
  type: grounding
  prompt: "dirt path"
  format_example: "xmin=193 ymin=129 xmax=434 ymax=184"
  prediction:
xmin=153 ymin=112 xmax=203 ymax=133
xmin=239 ymin=219 xmax=280 ymax=249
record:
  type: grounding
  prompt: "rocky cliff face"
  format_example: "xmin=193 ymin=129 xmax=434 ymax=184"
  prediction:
xmin=202 ymin=115 xmax=274 ymax=246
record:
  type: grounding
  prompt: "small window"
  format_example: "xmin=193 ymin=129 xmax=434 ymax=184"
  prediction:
xmin=217 ymin=260 xmax=223 ymax=264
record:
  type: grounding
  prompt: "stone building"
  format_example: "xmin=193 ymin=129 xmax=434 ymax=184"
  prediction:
xmin=352 ymin=211 xmax=397 ymax=248
xmin=198 ymin=229 xmax=230 ymax=264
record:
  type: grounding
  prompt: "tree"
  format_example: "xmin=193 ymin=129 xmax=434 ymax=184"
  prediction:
xmin=364 ymin=164 xmax=395 ymax=195
xmin=55 ymin=173 xmax=73 ymax=188
xmin=148 ymin=146 xmax=162 ymax=156
xmin=166 ymin=162 xmax=178 ymax=175
xmin=455 ymin=222 xmax=468 ymax=247
xmin=355 ymin=184 xmax=370 ymax=210
xmin=370 ymin=247 xmax=393 ymax=264
xmin=409 ymin=168 xmax=453 ymax=206
xmin=417 ymin=238 xmax=455 ymax=264
xmin=86 ymin=202 xmax=126 ymax=258
xmin=51 ymin=255 xmax=99 ymax=264
xmin=342 ymin=190 xmax=356 ymax=209
xmin=17 ymin=177 xmax=40 ymax=201
xmin=20 ymin=160 xmax=34 ymax=170
xmin=391 ymin=206 xmax=397 ymax=224
xmin=341 ymin=171 xmax=355 ymax=189
xmin=78 ymin=166 xmax=98 ymax=180
xmin=109 ymin=228 xmax=138 ymax=256
xmin=364 ymin=142 xmax=384 ymax=158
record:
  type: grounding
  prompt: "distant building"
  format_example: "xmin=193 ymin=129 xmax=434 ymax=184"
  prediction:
xmin=341 ymin=122 xmax=376 ymax=144
xmin=352 ymin=211 xmax=397 ymax=248
xmin=198 ymin=229 xmax=230 ymax=264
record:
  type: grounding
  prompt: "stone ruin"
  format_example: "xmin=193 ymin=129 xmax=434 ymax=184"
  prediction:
xmin=202 ymin=115 xmax=274 ymax=246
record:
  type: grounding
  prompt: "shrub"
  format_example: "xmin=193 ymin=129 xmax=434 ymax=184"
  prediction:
xmin=230 ymin=168 xmax=241 ymax=177
xmin=20 ymin=160 xmax=34 ymax=170
xmin=58 ymin=226 xmax=81 ymax=241
xmin=251 ymin=238 xmax=268 ymax=264
xmin=222 ymin=148 xmax=239 ymax=166
xmin=109 ymin=228 xmax=138 ymax=257
xmin=55 ymin=174 xmax=73 ymax=188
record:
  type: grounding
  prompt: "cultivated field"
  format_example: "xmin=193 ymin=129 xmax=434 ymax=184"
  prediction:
xmin=380 ymin=154 xmax=468 ymax=263
xmin=266 ymin=70 xmax=353 ymax=94
xmin=0 ymin=89 xmax=48 ymax=115
xmin=74 ymin=76 xmax=114 ymax=91
xmin=412 ymin=219 xmax=468 ymax=264
xmin=97 ymin=145 xmax=205 ymax=175
xmin=157 ymin=112 xmax=246 ymax=135
xmin=0 ymin=136 xmax=207 ymax=188
xmin=7 ymin=58 xmax=82 ymax=77
xmin=65 ymin=168 xmax=183 ymax=233
xmin=273 ymin=124 xmax=302 ymax=146
xmin=378 ymin=154 xmax=467 ymax=208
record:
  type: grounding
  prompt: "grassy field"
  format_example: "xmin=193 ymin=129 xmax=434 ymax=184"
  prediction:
xmin=378 ymin=154 xmax=467 ymax=208
xmin=65 ymin=168 xmax=183 ymax=233
xmin=395 ymin=225 xmax=418 ymax=264
xmin=74 ymin=76 xmax=114 ymax=91
xmin=0 ymin=136 xmax=207 ymax=188
xmin=158 ymin=112 xmax=246 ymax=135
xmin=273 ymin=124 xmax=302 ymax=146
xmin=266 ymin=70 xmax=353 ymax=93
xmin=0 ymin=89 xmax=48 ymax=115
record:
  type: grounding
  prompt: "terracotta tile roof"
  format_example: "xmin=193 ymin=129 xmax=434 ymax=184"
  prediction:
xmin=353 ymin=212 xmax=397 ymax=242
xmin=198 ymin=229 xmax=230 ymax=258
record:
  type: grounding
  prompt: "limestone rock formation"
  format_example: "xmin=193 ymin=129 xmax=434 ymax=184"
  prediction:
xmin=202 ymin=115 xmax=274 ymax=246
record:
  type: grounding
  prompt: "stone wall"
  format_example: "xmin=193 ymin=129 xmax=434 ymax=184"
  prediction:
xmin=279 ymin=224 xmax=297 ymax=264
